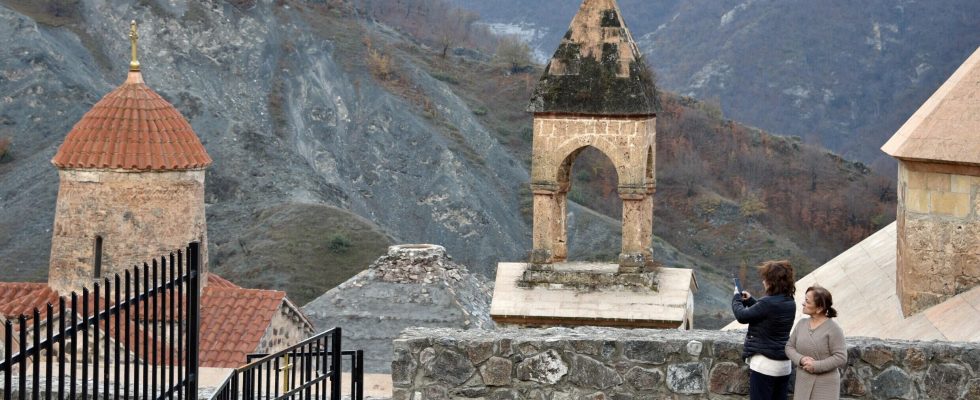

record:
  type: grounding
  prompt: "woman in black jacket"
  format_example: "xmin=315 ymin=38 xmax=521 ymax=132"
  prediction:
xmin=732 ymin=260 xmax=797 ymax=400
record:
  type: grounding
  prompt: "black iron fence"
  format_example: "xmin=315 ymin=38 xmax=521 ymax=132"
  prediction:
xmin=210 ymin=328 xmax=362 ymax=400
xmin=1 ymin=242 xmax=202 ymax=400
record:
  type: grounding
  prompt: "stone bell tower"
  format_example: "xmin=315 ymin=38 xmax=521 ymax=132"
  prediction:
xmin=47 ymin=22 xmax=212 ymax=294
xmin=882 ymin=47 xmax=980 ymax=316
xmin=490 ymin=0 xmax=695 ymax=330
xmin=527 ymin=0 xmax=658 ymax=272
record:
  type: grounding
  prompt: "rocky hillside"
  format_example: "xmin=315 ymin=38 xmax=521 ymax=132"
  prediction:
xmin=453 ymin=0 xmax=980 ymax=164
xmin=0 ymin=0 xmax=531 ymax=284
xmin=0 ymin=0 xmax=896 ymax=329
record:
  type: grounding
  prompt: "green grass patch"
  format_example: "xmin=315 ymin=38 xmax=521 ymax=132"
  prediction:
xmin=211 ymin=203 xmax=392 ymax=306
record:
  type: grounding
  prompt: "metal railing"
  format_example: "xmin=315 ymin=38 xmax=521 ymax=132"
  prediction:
xmin=210 ymin=328 xmax=363 ymax=400
xmin=1 ymin=242 xmax=202 ymax=400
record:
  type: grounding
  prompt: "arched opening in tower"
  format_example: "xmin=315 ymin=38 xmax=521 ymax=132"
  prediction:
xmin=559 ymin=146 xmax=623 ymax=261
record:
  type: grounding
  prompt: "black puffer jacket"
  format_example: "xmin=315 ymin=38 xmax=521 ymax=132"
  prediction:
xmin=732 ymin=293 xmax=796 ymax=360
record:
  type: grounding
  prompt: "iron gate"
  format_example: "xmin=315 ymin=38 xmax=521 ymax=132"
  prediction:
xmin=1 ymin=242 xmax=202 ymax=400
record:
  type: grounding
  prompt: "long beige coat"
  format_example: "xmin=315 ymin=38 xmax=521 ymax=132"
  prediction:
xmin=785 ymin=318 xmax=847 ymax=400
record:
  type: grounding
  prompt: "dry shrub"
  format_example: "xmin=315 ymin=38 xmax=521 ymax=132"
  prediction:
xmin=0 ymin=137 xmax=11 ymax=161
xmin=368 ymin=48 xmax=395 ymax=81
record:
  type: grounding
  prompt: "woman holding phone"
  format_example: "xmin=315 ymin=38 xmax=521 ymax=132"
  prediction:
xmin=785 ymin=286 xmax=847 ymax=400
xmin=732 ymin=260 xmax=797 ymax=400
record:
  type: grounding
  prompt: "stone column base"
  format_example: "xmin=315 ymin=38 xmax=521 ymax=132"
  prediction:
xmin=618 ymin=252 xmax=649 ymax=274
xmin=529 ymin=248 xmax=554 ymax=266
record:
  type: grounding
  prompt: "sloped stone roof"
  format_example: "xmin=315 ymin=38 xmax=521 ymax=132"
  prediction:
xmin=527 ymin=0 xmax=658 ymax=115
xmin=302 ymin=245 xmax=494 ymax=373
xmin=52 ymin=71 xmax=212 ymax=171
xmin=722 ymin=223 xmax=980 ymax=341
xmin=882 ymin=47 xmax=980 ymax=165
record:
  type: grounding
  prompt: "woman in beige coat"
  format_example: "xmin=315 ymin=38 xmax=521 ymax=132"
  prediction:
xmin=785 ymin=286 xmax=847 ymax=400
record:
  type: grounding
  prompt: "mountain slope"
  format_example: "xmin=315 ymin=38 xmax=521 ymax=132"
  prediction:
xmin=0 ymin=0 xmax=532 ymax=283
xmin=0 ymin=0 xmax=897 ymax=330
xmin=453 ymin=0 xmax=980 ymax=163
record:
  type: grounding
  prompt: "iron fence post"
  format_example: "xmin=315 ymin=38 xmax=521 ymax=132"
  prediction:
xmin=3 ymin=319 xmax=11 ymax=400
xmin=330 ymin=328 xmax=341 ymax=400
xmin=188 ymin=242 xmax=201 ymax=400
xmin=355 ymin=350 xmax=364 ymax=400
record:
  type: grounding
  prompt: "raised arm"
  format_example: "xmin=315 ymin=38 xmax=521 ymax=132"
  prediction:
xmin=811 ymin=322 xmax=847 ymax=374
xmin=732 ymin=294 xmax=766 ymax=324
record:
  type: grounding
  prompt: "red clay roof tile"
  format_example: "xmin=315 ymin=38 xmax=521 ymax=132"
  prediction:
xmin=198 ymin=286 xmax=287 ymax=368
xmin=52 ymin=71 xmax=211 ymax=171
xmin=207 ymin=274 xmax=242 ymax=289
xmin=0 ymin=283 xmax=60 ymax=320
xmin=0 ymin=276 xmax=296 ymax=369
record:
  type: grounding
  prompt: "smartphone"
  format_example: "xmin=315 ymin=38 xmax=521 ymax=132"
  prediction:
xmin=733 ymin=275 xmax=743 ymax=294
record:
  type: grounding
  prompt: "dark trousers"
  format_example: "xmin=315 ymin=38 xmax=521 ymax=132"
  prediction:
xmin=749 ymin=370 xmax=789 ymax=400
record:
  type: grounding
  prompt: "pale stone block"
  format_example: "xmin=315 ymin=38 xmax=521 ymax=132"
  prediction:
xmin=930 ymin=192 xmax=970 ymax=217
xmin=923 ymin=296 xmax=979 ymax=341
xmin=926 ymin=172 xmax=952 ymax=191
xmin=904 ymin=189 xmax=930 ymax=213
xmin=950 ymin=174 xmax=976 ymax=193
xmin=905 ymin=170 xmax=927 ymax=190
xmin=907 ymin=170 xmax=950 ymax=191
xmin=960 ymin=287 xmax=980 ymax=310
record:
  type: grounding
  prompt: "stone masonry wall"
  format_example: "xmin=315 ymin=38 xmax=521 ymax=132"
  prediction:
xmin=393 ymin=327 xmax=980 ymax=400
xmin=897 ymin=162 xmax=980 ymax=315
xmin=530 ymin=115 xmax=655 ymax=188
xmin=256 ymin=301 xmax=315 ymax=355
xmin=530 ymin=115 xmax=655 ymax=266
xmin=48 ymin=169 xmax=209 ymax=294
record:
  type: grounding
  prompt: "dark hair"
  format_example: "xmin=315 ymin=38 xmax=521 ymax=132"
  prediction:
xmin=759 ymin=260 xmax=795 ymax=297
xmin=806 ymin=286 xmax=838 ymax=318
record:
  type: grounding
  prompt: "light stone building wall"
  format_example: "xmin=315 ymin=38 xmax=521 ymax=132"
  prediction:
xmin=48 ymin=169 xmax=209 ymax=294
xmin=530 ymin=115 xmax=655 ymax=270
xmin=256 ymin=302 xmax=315 ymax=355
xmin=897 ymin=161 xmax=980 ymax=315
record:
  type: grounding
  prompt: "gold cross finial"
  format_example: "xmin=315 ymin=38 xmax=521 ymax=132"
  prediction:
xmin=129 ymin=20 xmax=140 ymax=72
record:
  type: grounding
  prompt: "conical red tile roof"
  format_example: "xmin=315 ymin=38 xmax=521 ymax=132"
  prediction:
xmin=52 ymin=71 xmax=212 ymax=170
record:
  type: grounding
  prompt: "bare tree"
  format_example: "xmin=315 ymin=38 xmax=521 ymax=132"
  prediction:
xmin=495 ymin=35 xmax=533 ymax=73
xmin=435 ymin=8 xmax=478 ymax=58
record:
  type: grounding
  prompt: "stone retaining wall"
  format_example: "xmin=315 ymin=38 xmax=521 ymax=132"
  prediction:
xmin=392 ymin=327 xmax=980 ymax=399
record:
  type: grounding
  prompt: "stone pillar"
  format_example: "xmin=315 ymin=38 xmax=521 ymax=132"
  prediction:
xmin=552 ymin=182 xmax=570 ymax=261
xmin=619 ymin=185 xmax=650 ymax=273
xmin=531 ymin=182 xmax=560 ymax=265
xmin=641 ymin=182 xmax=655 ymax=258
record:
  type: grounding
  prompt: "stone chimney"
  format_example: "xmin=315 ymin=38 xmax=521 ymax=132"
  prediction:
xmin=881 ymin=47 xmax=980 ymax=316
xmin=526 ymin=0 xmax=658 ymax=273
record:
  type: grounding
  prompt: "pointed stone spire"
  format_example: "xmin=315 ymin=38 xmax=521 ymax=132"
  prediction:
xmin=527 ymin=0 xmax=657 ymax=115
xmin=129 ymin=20 xmax=140 ymax=72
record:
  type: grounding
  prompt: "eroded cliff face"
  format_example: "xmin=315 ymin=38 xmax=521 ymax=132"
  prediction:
xmin=0 ymin=0 xmax=532 ymax=282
